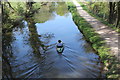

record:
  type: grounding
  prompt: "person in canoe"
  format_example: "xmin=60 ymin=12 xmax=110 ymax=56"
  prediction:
xmin=56 ymin=40 xmax=64 ymax=53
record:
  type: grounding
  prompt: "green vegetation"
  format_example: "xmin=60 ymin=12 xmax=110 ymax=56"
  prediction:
xmin=67 ymin=2 xmax=120 ymax=78
xmin=33 ymin=2 xmax=55 ymax=23
xmin=33 ymin=2 xmax=69 ymax=23
xmin=56 ymin=2 xmax=69 ymax=16
xmin=2 ymin=1 xmax=119 ymax=78
xmin=79 ymin=2 xmax=120 ymax=32
xmin=2 ymin=2 xmax=69 ymax=30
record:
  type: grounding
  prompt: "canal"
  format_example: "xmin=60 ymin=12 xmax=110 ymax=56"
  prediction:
xmin=3 ymin=2 xmax=101 ymax=78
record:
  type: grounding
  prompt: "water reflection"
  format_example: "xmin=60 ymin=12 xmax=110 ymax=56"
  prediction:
xmin=33 ymin=2 xmax=69 ymax=23
xmin=9 ymin=20 xmax=55 ymax=78
xmin=2 ymin=29 xmax=13 ymax=78
xmin=56 ymin=2 xmax=69 ymax=16
xmin=35 ymin=12 xmax=101 ymax=78
xmin=3 ymin=2 xmax=102 ymax=78
xmin=76 ymin=33 xmax=96 ymax=53
xmin=27 ymin=18 xmax=43 ymax=54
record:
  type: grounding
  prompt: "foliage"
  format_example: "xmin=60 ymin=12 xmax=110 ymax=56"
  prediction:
xmin=2 ymin=2 xmax=41 ymax=32
xmin=68 ymin=2 xmax=110 ymax=60
xmin=56 ymin=2 xmax=69 ymax=16
xmin=9 ymin=2 xmax=26 ymax=18
xmin=32 ymin=2 xmax=41 ymax=10
xmin=79 ymin=2 xmax=120 ymax=32
xmin=33 ymin=2 xmax=69 ymax=23
xmin=67 ymin=2 xmax=120 ymax=78
xmin=33 ymin=2 xmax=55 ymax=23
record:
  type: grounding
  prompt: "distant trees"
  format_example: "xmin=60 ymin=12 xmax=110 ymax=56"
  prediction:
xmin=56 ymin=2 xmax=68 ymax=16
xmin=84 ymin=2 xmax=120 ymax=28
xmin=109 ymin=2 xmax=120 ymax=28
xmin=115 ymin=2 xmax=120 ymax=28
xmin=109 ymin=2 xmax=114 ymax=24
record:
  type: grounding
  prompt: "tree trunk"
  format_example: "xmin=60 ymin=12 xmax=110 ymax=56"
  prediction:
xmin=1 ymin=2 xmax=3 ymax=14
xmin=112 ymin=2 xmax=116 ymax=22
xmin=115 ymin=2 xmax=120 ymax=28
xmin=109 ymin=2 xmax=114 ymax=24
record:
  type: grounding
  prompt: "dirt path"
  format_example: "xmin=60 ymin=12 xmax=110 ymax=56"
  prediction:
xmin=73 ymin=0 xmax=119 ymax=60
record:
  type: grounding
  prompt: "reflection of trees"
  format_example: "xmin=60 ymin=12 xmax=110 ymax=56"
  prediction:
xmin=26 ymin=18 xmax=54 ymax=55
xmin=2 ymin=3 xmax=24 ymax=77
xmin=2 ymin=55 xmax=13 ymax=78
xmin=77 ymin=34 xmax=95 ymax=53
xmin=26 ymin=2 xmax=34 ymax=11
xmin=2 ymin=2 xmax=69 ymax=78
xmin=83 ymin=42 xmax=96 ymax=53
xmin=2 ymin=31 xmax=13 ymax=78
xmin=2 ymin=2 xmax=69 ymax=31
xmin=33 ymin=2 xmax=55 ymax=23
xmin=56 ymin=2 xmax=69 ymax=16
xmin=33 ymin=2 xmax=69 ymax=23
xmin=27 ymin=18 xmax=42 ymax=54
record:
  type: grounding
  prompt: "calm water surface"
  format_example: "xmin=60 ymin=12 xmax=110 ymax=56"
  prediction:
xmin=3 ymin=2 xmax=101 ymax=78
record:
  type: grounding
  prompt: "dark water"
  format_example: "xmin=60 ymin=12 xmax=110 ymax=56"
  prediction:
xmin=3 ymin=2 xmax=101 ymax=78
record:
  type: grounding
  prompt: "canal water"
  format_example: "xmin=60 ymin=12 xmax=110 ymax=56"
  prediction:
xmin=3 ymin=2 xmax=101 ymax=78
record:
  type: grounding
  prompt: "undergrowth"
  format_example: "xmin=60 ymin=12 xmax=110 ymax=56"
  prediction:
xmin=67 ymin=2 xmax=120 ymax=78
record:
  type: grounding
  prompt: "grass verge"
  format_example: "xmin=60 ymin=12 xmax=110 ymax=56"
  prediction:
xmin=67 ymin=2 xmax=120 ymax=78
xmin=79 ymin=2 xmax=120 ymax=32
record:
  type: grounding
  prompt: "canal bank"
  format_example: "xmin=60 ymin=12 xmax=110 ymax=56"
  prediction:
xmin=67 ymin=2 xmax=120 ymax=78
xmin=3 ymin=2 xmax=102 ymax=78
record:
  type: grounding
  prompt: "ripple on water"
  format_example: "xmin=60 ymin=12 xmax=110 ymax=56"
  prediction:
xmin=4 ymin=5 xmax=102 ymax=78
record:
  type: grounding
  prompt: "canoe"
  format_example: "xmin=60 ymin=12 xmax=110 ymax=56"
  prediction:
xmin=56 ymin=46 xmax=64 ymax=53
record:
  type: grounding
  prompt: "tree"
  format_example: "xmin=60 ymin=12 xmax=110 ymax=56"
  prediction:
xmin=115 ymin=2 xmax=120 ymax=28
xmin=33 ymin=2 xmax=55 ymax=23
xmin=56 ymin=2 xmax=68 ymax=16
xmin=109 ymin=2 xmax=114 ymax=24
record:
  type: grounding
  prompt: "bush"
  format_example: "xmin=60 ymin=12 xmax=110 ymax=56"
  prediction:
xmin=67 ymin=2 xmax=120 ymax=78
xmin=67 ymin=2 xmax=110 ymax=61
